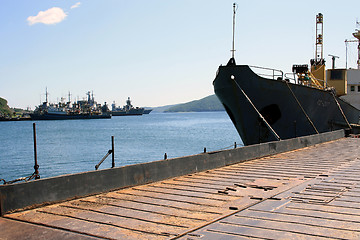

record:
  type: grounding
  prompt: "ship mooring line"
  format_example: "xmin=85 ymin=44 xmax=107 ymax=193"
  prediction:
xmin=330 ymin=91 xmax=352 ymax=130
xmin=285 ymin=81 xmax=319 ymax=134
xmin=231 ymin=75 xmax=281 ymax=141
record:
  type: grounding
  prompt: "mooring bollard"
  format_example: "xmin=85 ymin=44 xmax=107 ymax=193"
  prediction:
xmin=33 ymin=123 xmax=40 ymax=179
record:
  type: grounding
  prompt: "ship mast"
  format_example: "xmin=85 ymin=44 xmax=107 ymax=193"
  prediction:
xmin=231 ymin=3 xmax=238 ymax=59
xmin=353 ymin=21 xmax=360 ymax=69
xmin=345 ymin=21 xmax=360 ymax=69
xmin=310 ymin=13 xmax=326 ymax=87
xmin=45 ymin=87 xmax=49 ymax=103
xmin=315 ymin=13 xmax=324 ymax=62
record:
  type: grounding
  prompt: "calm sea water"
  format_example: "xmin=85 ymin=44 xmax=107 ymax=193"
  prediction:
xmin=0 ymin=112 xmax=242 ymax=182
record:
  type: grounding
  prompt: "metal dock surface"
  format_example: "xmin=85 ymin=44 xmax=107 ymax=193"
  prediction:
xmin=2 ymin=137 xmax=360 ymax=239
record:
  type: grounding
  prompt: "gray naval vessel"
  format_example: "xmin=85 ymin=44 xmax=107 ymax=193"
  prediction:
xmin=30 ymin=90 xmax=111 ymax=120
xmin=111 ymin=97 xmax=144 ymax=116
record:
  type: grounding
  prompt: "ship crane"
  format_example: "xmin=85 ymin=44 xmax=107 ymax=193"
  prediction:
xmin=293 ymin=13 xmax=327 ymax=90
xmin=345 ymin=21 xmax=360 ymax=69
xmin=310 ymin=13 xmax=326 ymax=87
xmin=345 ymin=39 xmax=358 ymax=69
xmin=353 ymin=26 xmax=360 ymax=69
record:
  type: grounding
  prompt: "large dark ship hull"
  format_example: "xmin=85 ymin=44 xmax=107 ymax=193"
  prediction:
xmin=30 ymin=113 xmax=111 ymax=120
xmin=214 ymin=64 xmax=360 ymax=146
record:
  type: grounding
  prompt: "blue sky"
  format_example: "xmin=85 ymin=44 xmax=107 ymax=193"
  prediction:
xmin=1 ymin=0 xmax=360 ymax=109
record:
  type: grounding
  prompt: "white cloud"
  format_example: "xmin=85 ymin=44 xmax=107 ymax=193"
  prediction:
xmin=71 ymin=2 xmax=81 ymax=9
xmin=27 ymin=7 xmax=67 ymax=25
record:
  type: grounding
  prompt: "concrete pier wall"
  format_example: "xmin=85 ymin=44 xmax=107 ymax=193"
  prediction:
xmin=0 ymin=129 xmax=344 ymax=215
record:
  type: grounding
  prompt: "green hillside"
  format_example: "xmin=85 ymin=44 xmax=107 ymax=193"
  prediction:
xmin=0 ymin=97 xmax=14 ymax=117
xmin=165 ymin=94 xmax=224 ymax=112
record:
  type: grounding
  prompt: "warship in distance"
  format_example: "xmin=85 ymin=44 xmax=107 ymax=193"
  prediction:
xmin=111 ymin=97 xmax=144 ymax=116
xmin=30 ymin=90 xmax=111 ymax=120
xmin=214 ymin=8 xmax=360 ymax=146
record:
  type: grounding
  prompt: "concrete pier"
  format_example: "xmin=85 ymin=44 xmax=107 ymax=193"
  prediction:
xmin=1 ymin=133 xmax=360 ymax=239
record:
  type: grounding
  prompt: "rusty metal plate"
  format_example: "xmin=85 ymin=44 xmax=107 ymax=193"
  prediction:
xmin=3 ymin=138 xmax=360 ymax=239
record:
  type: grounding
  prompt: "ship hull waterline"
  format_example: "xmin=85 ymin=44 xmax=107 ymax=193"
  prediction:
xmin=111 ymin=108 xmax=144 ymax=116
xmin=111 ymin=112 xmax=143 ymax=116
xmin=30 ymin=113 xmax=111 ymax=120
xmin=213 ymin=64 xmax=360 ymax=146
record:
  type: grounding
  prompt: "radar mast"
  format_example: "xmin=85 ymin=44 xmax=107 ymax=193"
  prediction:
xmin=231 ymin=3 xmax=238 ymax=59
xmin=352 ymin=21 xmax=360 ymax=69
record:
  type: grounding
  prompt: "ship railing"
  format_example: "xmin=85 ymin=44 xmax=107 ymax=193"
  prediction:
xmin=284 ymin=72 xmax=327 ymax=90
xmin=1 ymin=123 xmax=40 ymax=185
xmin=284 ymin=73 xmax=297 ymax=83
xmin=249 ymin=65 xmax=284 ymax=80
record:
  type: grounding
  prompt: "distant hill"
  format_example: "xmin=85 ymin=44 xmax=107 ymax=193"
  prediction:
xmin=0 ymin=97 xmax=14 ymax=117
xmin=165 ymin=94 xmax=224 ymax=112
xmin=151 ymin=104 xmax=179 ymax=113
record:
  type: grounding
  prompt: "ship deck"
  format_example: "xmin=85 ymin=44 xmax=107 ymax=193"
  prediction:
xmin=2 ymin=137 xmax=360 ymax=239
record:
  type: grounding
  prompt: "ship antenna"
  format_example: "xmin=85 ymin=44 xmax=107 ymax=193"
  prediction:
xmin=231 ymin=3 xmax=238 ymax=59
xmin=45 ymin=87 xmax=48 ymax=103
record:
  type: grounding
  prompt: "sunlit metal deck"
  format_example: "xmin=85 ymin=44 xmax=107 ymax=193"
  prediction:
xmin=2 ymin=136 xmax=360 ymax=239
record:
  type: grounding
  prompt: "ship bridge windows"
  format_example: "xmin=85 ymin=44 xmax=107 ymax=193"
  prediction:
xmin=349 ymin=85 xmax=360 ymax=92
xmin=329 ymin=69 xmax=346 ymax=80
